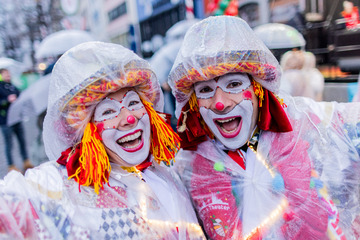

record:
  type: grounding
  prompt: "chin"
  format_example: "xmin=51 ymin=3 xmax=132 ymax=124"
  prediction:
xmin=105 ymin=148 xmax=144 ymax=167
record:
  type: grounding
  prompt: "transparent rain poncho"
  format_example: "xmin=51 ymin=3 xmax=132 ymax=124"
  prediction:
xmin=0 ymin=42 xmax=205 ymax=239
xmin=170 ymin=16 xmax=360 ymax=239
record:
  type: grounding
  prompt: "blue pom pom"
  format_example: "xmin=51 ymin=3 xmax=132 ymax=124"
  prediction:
xmin=314 ymin=179 xmax=324 ymax=189
xmin=272 ymin=173 xmax=285 ymax=192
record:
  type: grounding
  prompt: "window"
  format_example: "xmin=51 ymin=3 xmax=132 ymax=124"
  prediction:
xmin=108 ymin=3 xmax=127 ymax=22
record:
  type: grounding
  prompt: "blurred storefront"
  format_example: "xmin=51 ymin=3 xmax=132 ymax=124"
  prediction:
xmin=136 ymin=0 xmax=187 ymax=58
xmin=104 ymin=0 xmax=129 ymax=48
xmin=303 ymin=0 xmax=360 ymax=84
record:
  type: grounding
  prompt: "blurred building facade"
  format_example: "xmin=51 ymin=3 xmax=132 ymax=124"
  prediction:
xmin=105 ymin=0 xmax=130 ymax=48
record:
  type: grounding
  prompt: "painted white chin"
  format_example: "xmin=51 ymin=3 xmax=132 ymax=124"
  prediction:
xmin=199 ymin=101 xmax=254 ymax=150
xmin=101 ymin=114 xmax=151 ymax=166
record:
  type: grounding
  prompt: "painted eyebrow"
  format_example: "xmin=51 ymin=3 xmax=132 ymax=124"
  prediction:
xmin=222 ymin=77 xmax=247 ymax=82
xmin=218 ymin=74 xmax=249 ymax=81
xmin=105 ymin=90 xmax=135 ymax=101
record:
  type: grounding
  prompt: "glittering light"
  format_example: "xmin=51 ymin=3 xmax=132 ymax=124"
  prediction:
xmin=38 ymin=63 xmax=47 ymax=71
xmin=243 ymin=145 xmax=288 ymax=239
xmin=243 ymin=199 xmax=288 ymax=240
xmin=137 ymin=184 xmax=204 ymax=237
xmin=248 ymin=144 xmax=275 ymax=177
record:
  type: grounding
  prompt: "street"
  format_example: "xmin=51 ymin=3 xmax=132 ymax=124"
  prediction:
xmin=0 ymin=116 xmax=40 ymax=179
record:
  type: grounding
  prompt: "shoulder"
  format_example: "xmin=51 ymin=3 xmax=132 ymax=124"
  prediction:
xmin=23 ymin=161 xmax=66 ymax=199
xmin=0 ymin=162 xmax=64 ymax=199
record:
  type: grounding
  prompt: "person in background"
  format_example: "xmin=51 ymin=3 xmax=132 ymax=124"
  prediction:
xmin=0 ymin=68 xmax=33 ymax=172
xmin=342 ymin=0 xmax=360 ymax=29
xmin=280 ymin=50 xmax=324 ymax=101
xmin=0 ymin=42 xmax=205 ymax=239
xmin=169 ymin=16 xmax=360 ymax=239
xmin=150 ymin=19 xmax=199 ymax=130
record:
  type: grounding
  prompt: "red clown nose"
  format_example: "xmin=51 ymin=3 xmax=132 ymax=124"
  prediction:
xmin=127 ymin=115 xmax=136 ymax=124
xmin=215 ymin=102 xmax=224 ymax=111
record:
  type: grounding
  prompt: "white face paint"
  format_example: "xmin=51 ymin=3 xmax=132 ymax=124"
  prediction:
xmin=101 ymin=114 xmax=151 ymax=166
xmin=93 ymin=89 xmax=150 ymax=166
xmin=200 ymin=101 xmax=254 ymax=149
xmin=196 ymin=73 xmax=258 ymax=150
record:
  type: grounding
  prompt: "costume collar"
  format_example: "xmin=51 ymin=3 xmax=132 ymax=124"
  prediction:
xmin=218 ymin=127 xmax=260 ymax=170
xmin=215 ymin=126 xmax=260 ymax=152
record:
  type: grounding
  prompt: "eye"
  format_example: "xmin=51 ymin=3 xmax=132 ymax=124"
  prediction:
xmin=102 ymin=109 xmax=115 ymax=116
xmin=199 ymin=86 xmax=213 ymax=93
xmin=129 ymin=100 xmax=140 ymax=107
xmin=227 ymin=81 xmax=242 ymax=89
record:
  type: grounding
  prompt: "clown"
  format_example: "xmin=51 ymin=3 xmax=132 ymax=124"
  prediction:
xmin=169 ymin=16 xmax=360 ymax=239
xmin=0 ymin=42 xmax=205 ymax=239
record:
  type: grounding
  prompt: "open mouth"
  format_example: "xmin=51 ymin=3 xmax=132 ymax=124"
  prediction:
xmin=116 ymin=130 xmax=144 ymax=152
xmin=214 ymin=116 xmax=242 ymax=138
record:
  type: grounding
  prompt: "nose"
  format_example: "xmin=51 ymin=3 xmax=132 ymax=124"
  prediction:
xmin=117 ymin=108 xmax=137 ymax=130
xmin=212 ymin=88 xmax=232 ymax=113
xmin=215 ymin=102 xmax=224 ymax=111
xmin=127 ymin=115 xmax=135 ymax=124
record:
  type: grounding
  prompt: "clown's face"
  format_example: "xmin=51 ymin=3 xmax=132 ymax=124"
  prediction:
xmin=92 ymin=88 xmax=150 ymax=167
xmin=195 ymin=73 xmax=259 ymax=150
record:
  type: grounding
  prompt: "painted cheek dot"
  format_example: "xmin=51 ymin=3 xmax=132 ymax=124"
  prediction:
xmin=96 ymin=123 xmax=104 ymax=133
xmin=127 ymin=115 xmax=136 ymax=124
xmin=243 ymin=91 xmax=252 ymax=99
xmin=215 ymin=102 xmax=224 ymax=111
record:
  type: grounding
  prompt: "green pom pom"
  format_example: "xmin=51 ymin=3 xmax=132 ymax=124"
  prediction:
xmin=214 ymin=162 xmax=225 ymax=171
xmin=310 ymin=179 xmax=315 ymax=188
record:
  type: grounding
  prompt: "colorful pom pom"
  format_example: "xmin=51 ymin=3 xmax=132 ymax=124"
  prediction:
xmin=214 ymin=162 xmax=225 ymax=172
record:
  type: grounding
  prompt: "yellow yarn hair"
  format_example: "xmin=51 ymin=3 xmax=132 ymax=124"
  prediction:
xmin=142 ymin=99 xmax=181 ymax=165
xmin=252 ymin=80 xmax=264 ymax=107
xmin=189 ymin=92 xmax=199 ymax=112
xmin=68 ymin=122 xmax=111 ymax=194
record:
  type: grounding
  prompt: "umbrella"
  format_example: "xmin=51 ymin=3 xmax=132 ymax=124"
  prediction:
xmin=35 ymin=30 xmax=94 ymax=59
xmin=7 ymin=74 xmax=51 ymax=126
xmin=150 ymin=39 xmax=183 ymax=84
xmin=153 ymin=19 xmax=200 ymax=83
xmin=165 ymin=19 xmax=200 ymax=42
xmin=0 ymin=57 xmax=26 ymax=76
xmin=253 ymin=23 xmax=305 ymax=49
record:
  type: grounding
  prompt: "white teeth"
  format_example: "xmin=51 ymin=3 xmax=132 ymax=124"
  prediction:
xmin=220 ymin=127 xmax=237 ymax=133
xmin=117 ymin=131 xmax=141 ymax=144
xmin=216 ymin=117 xmax=236 ymax=123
